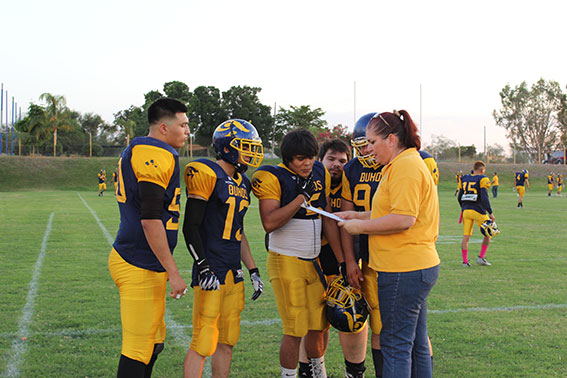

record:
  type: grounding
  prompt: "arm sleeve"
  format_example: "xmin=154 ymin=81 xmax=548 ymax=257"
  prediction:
xmin=182 ymin=197 xmax=208 ymax=262
xmin=479 ymin=177 xmax=492 ymax=214
xmin=139 ymin=181 xmax=166 ymax=219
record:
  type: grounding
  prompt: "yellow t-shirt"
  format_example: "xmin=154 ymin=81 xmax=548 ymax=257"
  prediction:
xmin=368 ymin=148 xmax=440 ymax=272
xmin=492 ymin=175 xmax=499 ymax=186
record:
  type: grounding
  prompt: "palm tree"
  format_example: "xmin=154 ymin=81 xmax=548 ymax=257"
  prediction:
xmin=39 ymin=93 xmax=74 ymax=156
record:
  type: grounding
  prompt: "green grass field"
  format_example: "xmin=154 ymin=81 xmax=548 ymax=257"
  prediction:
xmin=1 ymin=170 xmax=566 ymax=377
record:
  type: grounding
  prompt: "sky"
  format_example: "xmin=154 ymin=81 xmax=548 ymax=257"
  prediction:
xmin=2 ymin=0 xmax=567 ymax=154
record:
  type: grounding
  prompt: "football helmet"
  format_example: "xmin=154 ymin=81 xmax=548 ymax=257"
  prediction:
xmin=351 ymin=112 xmax=379 ymax=169
xmin=212 ymin=119 xmax=264 ymax=173
xmin=325 ymin=276 xmax=369 ymax=333
xmin=480 ymin=220 xmax=500 ymax=238
xmin=523 ymin=169 xmax=529 ymax=174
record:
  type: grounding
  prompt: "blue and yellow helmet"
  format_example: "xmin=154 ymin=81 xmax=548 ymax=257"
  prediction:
xmin=325 ymin=276 xmax=369 ymax=333
xmin=351 ymin=112 xmax=379 ymax=169
xmin=212 ymin=119 xmax=264 ymax=173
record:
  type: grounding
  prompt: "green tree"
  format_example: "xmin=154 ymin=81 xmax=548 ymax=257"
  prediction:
xmin=188 ymin=86 xmax=227 ymax=146
xmin=493 ymin=78 xmax=567 ymax=163
xmin=113 ymin=105 xmax=146 ymax=142
xmin=39 ymin=93 xmax=76 ymax=156
xmin=15 ymin=103 xmax=49 ymax=154
xmin=275 ymin=105 xmax=327 ymax=146
xmin=163 ymin=81 xmax=191 ymax=103
xmin=221 ymin=86 xmax=274 ymax=146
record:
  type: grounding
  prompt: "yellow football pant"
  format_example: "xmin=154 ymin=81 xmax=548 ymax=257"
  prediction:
xmin=267 ymin=251 xmax=328 ymax=337
xmin=108 ymin=249 xmax=167 ymax=364
xmin=361 ymin=261 xmax=381 ymax=334
xmin=462 ymin=209 xmax=490 ymax=236
xmin=190 ymin=270 xmax=244 ymax=357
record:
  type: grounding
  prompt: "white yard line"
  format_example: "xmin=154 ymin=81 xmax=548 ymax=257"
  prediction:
xmin=3 ymin=213 xmax=54 ymax=378
xmin=77 ymin=193 xmax=212 ymax=375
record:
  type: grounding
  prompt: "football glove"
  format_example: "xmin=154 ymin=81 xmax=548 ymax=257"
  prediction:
xmin=249 ymin=268 xmax=264 ymax=301
xmin=196 ymin=259 xmax=220 ymax=291
xmin=295 ymin=173 xmax=316 ymax=201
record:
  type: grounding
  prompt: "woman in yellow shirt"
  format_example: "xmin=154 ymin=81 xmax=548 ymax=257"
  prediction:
xmin=338 ymin=110 xmax=440 ymax=378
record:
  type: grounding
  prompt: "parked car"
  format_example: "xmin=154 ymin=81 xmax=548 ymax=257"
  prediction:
xmin=543 ymin=151 xmax=566 ymax=164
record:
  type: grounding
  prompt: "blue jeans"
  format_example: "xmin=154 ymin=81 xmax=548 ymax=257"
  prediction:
xmin=492 ymin=185 xmax=498 ymax=198
xmin=377 ymin=265 xmax=439 ymax=378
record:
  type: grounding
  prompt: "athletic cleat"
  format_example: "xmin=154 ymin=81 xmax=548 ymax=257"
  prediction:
xmin=462 ymin=261 xmax=472 ymax=267
xmin=476 ymin=257 xmax=492 ymax=266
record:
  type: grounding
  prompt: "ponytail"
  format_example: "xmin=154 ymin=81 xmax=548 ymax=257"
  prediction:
xmin=367 ymin=109 xmax=421 ymax=150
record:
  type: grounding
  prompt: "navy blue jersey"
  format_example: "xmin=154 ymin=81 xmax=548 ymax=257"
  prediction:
xmin=319 ymin=183 xmax=342 ymax=275
xmin=515 ymin=171 xmax=528 ymax=186
xmin=341 ymin=157 xmax=384 ymax=262
xmin=185 ymin=159 xmax=251 ymax=286
xmin=113 ymin=136 xmax=181 ymax=272
xmin=458 ymin=174 xmax=492 ymax=214
xmin=251 ymin=161 xmax=330 ymax=219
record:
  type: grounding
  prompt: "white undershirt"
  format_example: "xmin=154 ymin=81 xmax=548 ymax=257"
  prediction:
xmin=268 ymin=218 xmax=322 ymax=259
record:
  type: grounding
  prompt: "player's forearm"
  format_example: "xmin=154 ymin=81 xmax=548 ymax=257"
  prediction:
xmin=322 ymin=213 xmax=344 ymax=263
xmin=259 ymin=196 xmax=304 ymax=233
xmin=340 ymin=227 xmax=357 ymax=265
xmin=142 ymin=219 xmax=182 ymax=278
xmin=240 ymin=233 xmax=257 ymax=270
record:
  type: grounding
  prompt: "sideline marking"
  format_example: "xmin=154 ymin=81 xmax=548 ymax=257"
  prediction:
xmin=2 ymin=303 xmax=566 ymax=340
xmin=3 ymin=213 xmax=54 ymax=378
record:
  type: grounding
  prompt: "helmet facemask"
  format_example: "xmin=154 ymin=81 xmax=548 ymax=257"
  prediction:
xmin=351 ymin=137 xmax=379 ymax=169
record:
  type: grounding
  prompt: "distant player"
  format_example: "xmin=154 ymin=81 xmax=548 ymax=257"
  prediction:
xmin=547 ymin=172 xmax=555 ymax=198
xmin=458 ymin=161 xmax=495 ymax=266
xmin=98 ymin=169 xmax=107 ymax=196
xmin=514 ymin=169 xmax=529 ymax=207
xmin=557 ymin=174 xmax=563 ymax=197
xmin=112 ymin=169 xmax=118 ymax=195
xmin=454 ymin=170 xmax=463 ymax=196
xmin=183 ymin=119 xmax=265 ymax=378
xmin=491 ymin=172 xmax=499 ymax=198
xmin=108 ymin=98 xmax=189 ymax=377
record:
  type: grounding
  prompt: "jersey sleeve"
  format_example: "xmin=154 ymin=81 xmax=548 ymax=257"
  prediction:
xmin=184 ymin=161 xmax=217 ymax=200
xmin=422 ymin=157 xmax=439 ymax=186
xmin=341 ymin=172 xmax=353 ymax=202
xmin=480 ymin=177 xmax=491 ymax=189
xmin=324 ymin=166 xmax=331 ymax=198
xmin=251 ymin=169 xmax=281 ymax=200
xmin=131 ymin=144 xmax=175 ymax=189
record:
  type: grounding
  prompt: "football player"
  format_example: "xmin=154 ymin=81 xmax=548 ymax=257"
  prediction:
xmin=297 ymin=138 xmax=352 ymax=378
xmin=557 ymin=174 xmax=563 ymax=197
xmin=491 ymin=172 xmax=499 ymax=199
xmin=454 ymin=170 xmax=463 ymax=196
xmin=514 ymin=169 xmax=529 ymax=207
xmin=182 ymin=119 xmax=265 ymax=378
xmin=98 ymin=168 xmax=107 ymax=196
xmin=108 ymin=98 xmax=189 ymax=377
xmin=252 ymin=128 xmax=345 ymax=378
xmin=547 ymin=172 xmax=555 ymax=198
xmin=458 ymin=161 xmax=495 ymax=266
xmin=112 ymin=169 xmax=118 ymax=195
xmin=419 ymin=150 xmax=439 ymax=186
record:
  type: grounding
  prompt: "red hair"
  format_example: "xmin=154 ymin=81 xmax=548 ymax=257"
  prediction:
xmin=367 ymin=110 xmax=421 ymax=150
